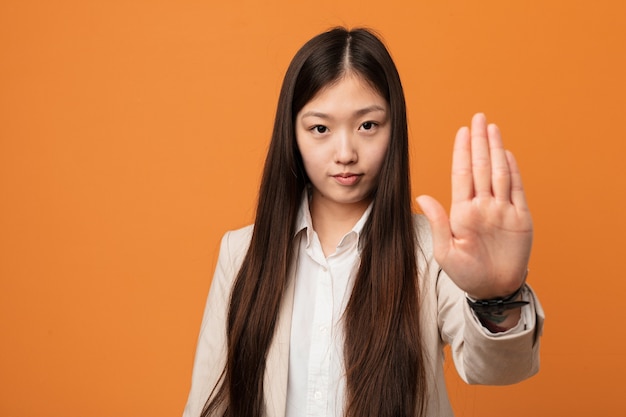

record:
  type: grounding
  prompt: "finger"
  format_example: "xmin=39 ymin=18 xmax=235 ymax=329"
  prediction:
xmin=505 ymin=150 xmax=529 ymax=208
xmin=416 ymin=195 xmax=452 ymax=260
xmin=470 ymin=113 xmax=492 ymax=198
xmin=487 ymin=123 xmax=511 ymax=202
xmin=451 ymin=126 xmax=473 ymax=203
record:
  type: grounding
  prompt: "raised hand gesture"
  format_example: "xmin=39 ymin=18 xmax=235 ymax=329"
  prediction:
xmin=417 ymin=113 xmax=533 ymax=300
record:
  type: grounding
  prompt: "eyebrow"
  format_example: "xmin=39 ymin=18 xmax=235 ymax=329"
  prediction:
xmin=300 ymin=105 xmax=387 ymax=120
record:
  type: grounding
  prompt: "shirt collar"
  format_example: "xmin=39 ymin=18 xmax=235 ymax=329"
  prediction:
xmin=294 ymin=192 xmax=372 ymax=248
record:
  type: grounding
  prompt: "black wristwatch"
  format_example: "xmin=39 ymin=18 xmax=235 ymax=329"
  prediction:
xmin=466 ymin=284 xmax=529 ymax=316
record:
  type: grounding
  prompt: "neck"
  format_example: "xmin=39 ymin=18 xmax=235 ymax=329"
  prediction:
xmin=309 ymin=192 xmax=370 ymax=256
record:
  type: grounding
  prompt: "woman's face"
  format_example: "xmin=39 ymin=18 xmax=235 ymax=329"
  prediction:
xmin=295 ymin=73 xmax=391 ymax=212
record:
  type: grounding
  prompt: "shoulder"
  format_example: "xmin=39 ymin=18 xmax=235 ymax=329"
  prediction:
xmin=411 ymin=212 xmax=430 ymax=234
xmin=216 ymin=224 xmax=254 ymax=272
xmin=412 ymin=213 xmax=434 ymax=255
xmin=222 ymin=224 xmax=254 ymax=249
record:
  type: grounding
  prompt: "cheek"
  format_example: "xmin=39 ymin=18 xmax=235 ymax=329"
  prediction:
xmin=297 ymin=139 xmax=327 ymax=171
xmin=301 ymin=152 xmax=325 ymax=178
xmin=296 ymin=143 xmax=321 ymax=177
xmin=370 ymin=139 xmax=391 ymax=173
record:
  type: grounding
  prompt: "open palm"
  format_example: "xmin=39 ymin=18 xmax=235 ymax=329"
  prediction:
xmin=417 ymin=113 xmax=533 ymax=300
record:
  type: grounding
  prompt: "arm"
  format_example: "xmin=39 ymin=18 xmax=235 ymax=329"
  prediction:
xmin=183 ymin=227 xmax=253 ymax=417
xmin=417 ymin=113 xmax=534 ymax=332
xmin=437 ymin=267 xmax=544 ymax=385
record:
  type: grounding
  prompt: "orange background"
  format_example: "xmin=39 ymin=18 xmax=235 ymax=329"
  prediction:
xmin=1 ymin=0 xmax=625 ymax=415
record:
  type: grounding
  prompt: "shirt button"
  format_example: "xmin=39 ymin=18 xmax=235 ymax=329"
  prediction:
xmin=320 ymin=326 xmax=327 ymax=333
xmin=314 ymin=391 xmax=322 ymax=400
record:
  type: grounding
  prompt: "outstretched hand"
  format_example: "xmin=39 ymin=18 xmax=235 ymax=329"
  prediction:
xmin=416 ymin=113 xmax=532 ymax=300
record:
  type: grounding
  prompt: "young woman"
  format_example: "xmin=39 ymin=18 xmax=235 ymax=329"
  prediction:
xmin=183 ymin=27 xmax=543 ymax=417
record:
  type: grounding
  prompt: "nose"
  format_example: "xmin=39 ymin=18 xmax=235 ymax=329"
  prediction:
xmin=334 ymin=131 xmax=357 ymax=165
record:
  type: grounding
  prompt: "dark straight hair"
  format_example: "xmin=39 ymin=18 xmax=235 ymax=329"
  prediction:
xmin=202 ymin=27 xmax=426 ymax=417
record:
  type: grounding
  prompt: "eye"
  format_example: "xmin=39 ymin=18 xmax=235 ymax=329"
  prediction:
xmin=311 ymin=125 xmax=328 ymax=134
xmin=360 ymin=121 xmax=378 ymax=131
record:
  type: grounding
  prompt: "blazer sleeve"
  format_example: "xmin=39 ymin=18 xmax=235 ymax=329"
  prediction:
xmin=414 ymin=214 xmax=545 ymax=386
xmin=183 ymin=227 xmax=253 ymax=417
xmin=437 ymin=269 xmax=544 ymax=385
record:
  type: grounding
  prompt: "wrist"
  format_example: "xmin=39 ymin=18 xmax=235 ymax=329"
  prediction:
xmin=468 ymin=285 xmax=527 ymax=333
xmin=475 ymin=307 xmax=523 ymax=333
xmin=465 ymin=269 xmax=529 ymax=301
xmin=466 ymin=280 xmax=529 ymax=316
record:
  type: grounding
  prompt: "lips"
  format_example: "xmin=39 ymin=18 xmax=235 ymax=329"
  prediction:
xmin=333 ymin=173 xmax=362 ymax=186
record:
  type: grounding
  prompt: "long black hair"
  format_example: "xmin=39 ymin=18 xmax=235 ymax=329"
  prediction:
xmin=202 ymin=27 xmax=425 ymax=417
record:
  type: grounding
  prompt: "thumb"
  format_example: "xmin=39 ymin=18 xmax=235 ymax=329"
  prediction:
xmin=416 ymin=195 xmax=452 ymax=258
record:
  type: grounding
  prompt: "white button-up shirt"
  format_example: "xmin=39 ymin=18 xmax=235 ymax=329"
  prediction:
xmin=182 ymin=194 xmax=543 ymax=417
xmin=285 ymin=196 xmax=371 ymax=417
xmin=283 ymin=195 xmax=534 ymax=417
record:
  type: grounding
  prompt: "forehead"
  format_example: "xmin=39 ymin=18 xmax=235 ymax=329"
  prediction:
xmin=301 ymin=73 xmax=387 ymax=113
